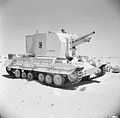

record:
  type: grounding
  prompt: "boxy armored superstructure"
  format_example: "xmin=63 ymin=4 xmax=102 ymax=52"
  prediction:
xmin=6 ymin=29 xmax=106 ymax=87
xmin=26 ymin=30 xmax=95 ymax=58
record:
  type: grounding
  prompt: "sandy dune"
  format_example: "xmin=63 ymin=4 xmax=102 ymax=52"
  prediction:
xmin=0 ymin=59 xmax=120 ymax=118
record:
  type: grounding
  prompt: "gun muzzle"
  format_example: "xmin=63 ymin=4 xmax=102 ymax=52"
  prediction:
xmin=92 ymin=31 xmax=95 ymax=34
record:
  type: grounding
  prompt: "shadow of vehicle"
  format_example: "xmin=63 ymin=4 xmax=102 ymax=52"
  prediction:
xmin=62 ymin=79 xmax=101 ymax=90
xmin=2 ymin=74 xmax=15 ymax=79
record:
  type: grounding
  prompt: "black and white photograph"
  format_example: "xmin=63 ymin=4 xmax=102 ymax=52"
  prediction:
xmin=0 ymin=0 xmax=120 ymax=118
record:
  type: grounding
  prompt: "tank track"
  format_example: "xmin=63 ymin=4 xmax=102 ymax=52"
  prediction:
xmin=40 ymin=78 xmax=82 ymax=89
xmin=6 ymin=67 xmax=82 ymax=89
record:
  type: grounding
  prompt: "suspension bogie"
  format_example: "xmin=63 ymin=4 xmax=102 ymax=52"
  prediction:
xmin=6 ymin=66 xmax=84 ymax=87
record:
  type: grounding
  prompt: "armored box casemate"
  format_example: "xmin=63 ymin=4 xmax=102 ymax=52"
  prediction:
xmin=26 ymin=32 xmax=66 ymax=58
xmin=26 ymin=33 xmax=46 ymax=56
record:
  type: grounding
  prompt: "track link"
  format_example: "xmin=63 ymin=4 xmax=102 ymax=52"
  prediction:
xmin=6 ymin=67 xmax=83 ymax=88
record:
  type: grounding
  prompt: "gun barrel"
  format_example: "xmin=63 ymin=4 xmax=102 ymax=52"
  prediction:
xmin=76 ymin=31 xmax=95 ymax=41
xmin=71 ymin=31 xmax=95 ymax=47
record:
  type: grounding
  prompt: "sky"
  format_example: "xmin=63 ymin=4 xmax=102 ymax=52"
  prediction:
xmin=0 ymin=0 xmax=120 ymax=57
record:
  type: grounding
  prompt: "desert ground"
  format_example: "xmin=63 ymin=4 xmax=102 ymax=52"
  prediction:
xmin=0 ymin=57 xmax=120 ymax=118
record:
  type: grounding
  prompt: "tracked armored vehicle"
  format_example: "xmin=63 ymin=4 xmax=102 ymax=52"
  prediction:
xmin=6 ymin=29 xmax=106 ymax=87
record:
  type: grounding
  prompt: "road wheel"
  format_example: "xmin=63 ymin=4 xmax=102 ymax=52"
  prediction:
xmin=14 ymin=69 xmax=21 ymax=78
xmin=38 ymin=73 xmax=45 ymax=82
xmin=45 ymin=74 xmax=52 ymax=84
xmin=68 ymin=71 xmax=77 ymax=82
xmin=53 ymin=74 xmax=65 ymax=86
xmin=21 ymin=71 xmax=27 ymax=79
xmin=27 ymin=72 xmax=34 ymax=81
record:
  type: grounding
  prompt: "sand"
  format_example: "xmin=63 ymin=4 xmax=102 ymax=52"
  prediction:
xmin=0 ymin=58 xmax=120 ymax=118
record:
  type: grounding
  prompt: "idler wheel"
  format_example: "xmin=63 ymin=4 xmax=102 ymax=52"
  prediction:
xmin=53 ymin=74 xmax=65 ymax=86
xmin=21 ymin=71 xmax=27 ymax=79
xmin=68 ymin=71 xmax=77 ymax=82
xmin=27 ymin=72 xmax=34 ymax=81
xmin=38 ymin=73 xmax=45 ymax=82
xmin=14 ymin=69 xmax=21 ymax=78
xmin=6 ymin=66 xmax=12 ymax=75
xmin=6 ymin=66 xmax=11 ymax=72
xmin=45 ymin=74 xmax=52 ymax=84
